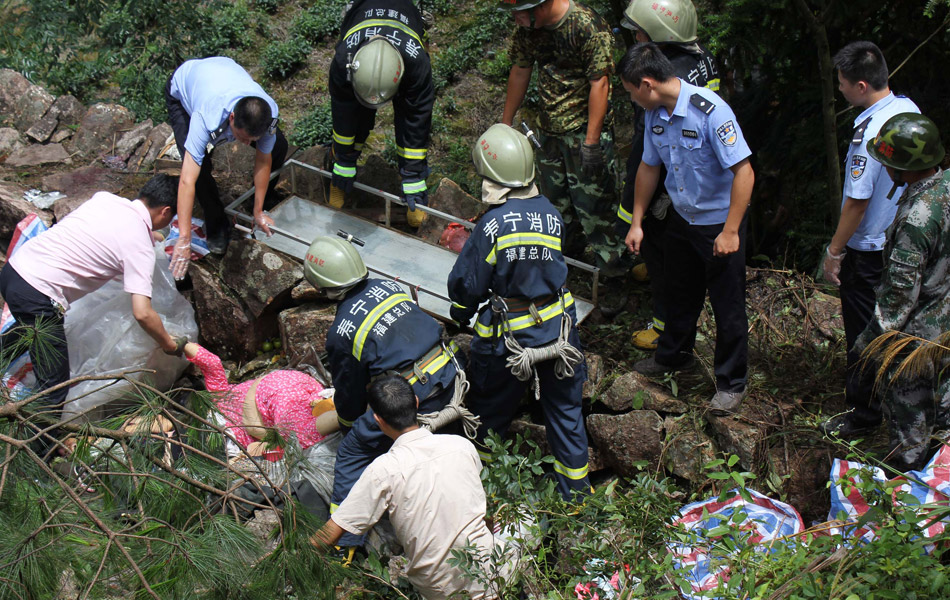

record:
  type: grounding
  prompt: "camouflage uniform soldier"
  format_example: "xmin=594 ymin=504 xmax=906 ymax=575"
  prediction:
xmin=850 ymin=113 xmax=949 ymax=471
xmin=500 ymin=0 xmax=622 ymax=268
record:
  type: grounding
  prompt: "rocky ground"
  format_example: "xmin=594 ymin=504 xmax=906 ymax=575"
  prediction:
xmin=0 ymin=68 xmax=867 ymax=529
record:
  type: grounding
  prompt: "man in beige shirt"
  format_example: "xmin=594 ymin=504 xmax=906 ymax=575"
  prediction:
xmin=311 ymin=376 xmax=507 ymax=599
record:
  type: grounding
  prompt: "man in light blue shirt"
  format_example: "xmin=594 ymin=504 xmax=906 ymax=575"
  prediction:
xmin=165 ymin=57 xmax=288 ymax=275
xmin=620 ymin=43 xmax=755 ymax=415
xmin=820 ymin=41 xmax=919 ymax=438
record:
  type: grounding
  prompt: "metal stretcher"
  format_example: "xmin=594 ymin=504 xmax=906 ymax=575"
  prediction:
xmin=224 ymin=159 xmax=597 ymax=323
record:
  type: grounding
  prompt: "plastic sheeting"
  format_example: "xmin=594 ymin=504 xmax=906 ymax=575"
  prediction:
xmin=63 ymin=245 xmax=198 ymax=420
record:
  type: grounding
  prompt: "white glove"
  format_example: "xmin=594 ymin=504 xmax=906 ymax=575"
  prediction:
xmin=170 ymin=236 xmax=192 ymax=281
xmin=821 ymin=245 xmax=845 ymax=285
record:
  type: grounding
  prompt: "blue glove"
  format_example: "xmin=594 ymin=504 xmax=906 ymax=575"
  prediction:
xmin=404 ymin=190 xmax=427 ymax=212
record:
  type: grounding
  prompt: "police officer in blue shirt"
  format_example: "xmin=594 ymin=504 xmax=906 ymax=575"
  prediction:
xmin=819 ymin=41 xmax=919 ymax=439
xmin=447 ymin=124 xmax=591 ymax=501
xmin=303 ymin=235 xmax=466 ymax=552
xmin=166 ymin=57 xmax=288 ymax=276
xmin=619 ymin=43 xmax=755 ymax=415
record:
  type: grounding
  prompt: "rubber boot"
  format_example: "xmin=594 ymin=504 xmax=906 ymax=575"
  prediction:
xmin=631 ymin=322 xmax=660 ymax=350
xmin=407 ymin=208 xmax=427 ymax=227
xmin=329 ymin=184 xmax=345 ymax=209
xmin=631 ymin=263 xmax=650 ymax=282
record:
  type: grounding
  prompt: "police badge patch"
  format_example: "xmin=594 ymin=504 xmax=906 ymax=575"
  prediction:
xmin=716 ymin=120 xmax=737 ymax=146
xmin=652 ymin=125 xmax=664 ymax=135
xmin=850 ymin=155 xmax=867 ymax=180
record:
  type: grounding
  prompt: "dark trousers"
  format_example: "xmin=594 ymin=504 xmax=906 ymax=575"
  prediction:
xmin=641 ymin=211 xmax=668 ymax=328
xmin=840 ymin=248 xmax=885 ymax=425
xmin=468 ymin=326 xmax=591 ymax=501
xmin=0 ymin=264 xmax=69 ymax=449
xmin=330 ymin=385 xmax=455 ymax=547
xmin=164 ymin=78 xmax=289 ymax=238
xmin=657 ymin=211 xmax=748 ymax=392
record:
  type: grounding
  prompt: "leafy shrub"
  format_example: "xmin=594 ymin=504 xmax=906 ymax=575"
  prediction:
xmin=289 ymin=102 xmax=333 ymax=148
xmin=291 ymin=0 xmax=345 ymax=43
xmin=261 ymin=36 xmax=311 ymax=80
xmin=255 ymin=0 xmax=280 ymax=14
xmin=431 ymin=2 xmax=511 ymax=91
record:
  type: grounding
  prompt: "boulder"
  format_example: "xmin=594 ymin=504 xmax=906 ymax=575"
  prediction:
xmin=189 ymin=262 xmax=258 ymax=360
xmin=129 ymin=123 xmax=174 ymax=171
xmin=115 ymin=119 xmax=153 ymax=160
xmin=292 ymin=145 xmax=330 ymax=204
xmin=769 ymin=446 xmax=833 ymax=525
xmin=49 ymin=128 xmax=73 ymax=144
xmin=350 ymin=154 xmax=400 ymax=207
xmin=43 ymin=166 xmax=125 ymax=220
xmin=600 ymin=371 xmax=687 ymax=413
xmin=71 ymin=103 xmax=135 ymax=158
xmin=23 ymin=94 xmax=81 ymax=143
xmin=278 ymin=303 xmax=337 ymax=366
xmin=0 ymin=181 xmax=53 ymax=244
xmin=416 ymin=178 xmax=482 ymax=244
xmin=211 ymin=140 xmax=257 ymax=175
xmin=291 ymin=280 xmax=323 ymax=304
xmin=0 ymin=69 xmax=55 ymax=131
xmin=4 ymin=143 xmax=70 ymax=167
xmin=219 ymin=239 xmax=303 ymax=319
xmin=706 ymin=413 xmax=763 ymax=470
xmin=25 ymin=112 xmax=58 ymax=143
xmin=662 ymin=415 xmax=717 ymax=482
xmin=582 ymin=353 xmax=604 ymax=400
xmin=508 ymin=419 xmax=607 ymax=472
xmin=586 ymin=410 xmax=664 ymax=477
xmin=0 ymin=128 xmax=24 ymax=158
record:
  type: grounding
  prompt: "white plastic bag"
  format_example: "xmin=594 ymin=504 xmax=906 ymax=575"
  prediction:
xmin=63 ymin=246 xmax=198 ymax=420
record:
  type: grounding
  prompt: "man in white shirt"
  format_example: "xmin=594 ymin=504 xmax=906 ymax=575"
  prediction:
xmin=310 ymin=375 xmax=508 ymax=599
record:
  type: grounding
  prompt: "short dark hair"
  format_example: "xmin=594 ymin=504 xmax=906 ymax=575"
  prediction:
xmin=834 ymin=41 xmax=889 ymax=91
xmin=233 ymin=97 xmax=273 ymax=138
xmin=139 ymin=174 xmax=178 ymax=210
xmin=618 ymin=42 xmax=676 ymax=87
xmin=368 ymin=376 xmax=417 ymax=431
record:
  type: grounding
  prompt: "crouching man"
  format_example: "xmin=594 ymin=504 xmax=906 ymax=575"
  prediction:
xmin=310 ymin=376 xmax=510 ymax=599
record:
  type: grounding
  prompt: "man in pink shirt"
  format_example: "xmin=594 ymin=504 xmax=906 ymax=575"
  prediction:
xmin=0 ymin=174 xmax=185 ymax=454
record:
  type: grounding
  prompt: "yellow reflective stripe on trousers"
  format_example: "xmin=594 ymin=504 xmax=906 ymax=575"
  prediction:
xmin=653 ymin=316 xmax=665 ymax=330
xmin=353 ymin=293 xmax=413 ymax=360
xmin=617 ymin=202 xmax=632 ymax=225
xmin=333 ymin=130 xmax=355 ymax=146
xmin=554 ymin=459 xmax=589 ymax=480
xmin=396 ymin=145 xmax=427 ymax=160
xmin=485 ymin=232 xmax=562 ymax=265
xmin=334 ymin=163 xmax=356 ymax=178
xmin=477 ymin=449 xmax=492 ymax=462
xmin=706 ymin=78 xmax=721 ymax=92
xmin=402 ymin=180 xmax=428 ymax=194
xmin=338 ymin=415 xmax=355 ymax=428
xmin=405 ymin=341 xmax=460 ymax=386
xmin=343 ymin=19 xmax=424 ymax=45
xmin=474 ymin=292 xmax=576 ymax=338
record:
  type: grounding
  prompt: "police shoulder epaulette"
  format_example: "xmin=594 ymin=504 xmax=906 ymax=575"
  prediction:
xmin=689 ymin=93 xmax=715 ymax=115
xmin=851 ymin=116 xmax=872 ymax=146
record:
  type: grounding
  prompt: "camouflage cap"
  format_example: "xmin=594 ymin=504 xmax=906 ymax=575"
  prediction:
xmin=867 ymin=112 xmax=946 ymax=172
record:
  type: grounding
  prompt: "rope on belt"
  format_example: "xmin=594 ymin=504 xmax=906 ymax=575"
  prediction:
xmin=490 ymin=292 xmax=583 ymax=401
xmin=415 ymin=342 xmax=480 ymax=439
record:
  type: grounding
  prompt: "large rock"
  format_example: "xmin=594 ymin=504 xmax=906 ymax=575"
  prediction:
xmin=71 ymin=103 xmax=135 ymax=158
xmin=0 ymin=181 xmax=53 ymax=244
xmin=706 ymin=413 xmax=763 ymax=470
xmin=350 ymin=154 xmax=400 ymax=207
xmin=24 ymin=95 xmax=82 ymax=143
xmin=0 ymin=69 xmax=55 ymax=131
xmin=42 ymin=166 xmax=126 ymax=220
xmin=292 ymin=145 xmax=330 ymax=204
xmin=663 ymin=415 xmax=717 ymax=482
xmin=508 ymin=419 xmax=607 ymax=472
xmin=586 ymin=410 xmax=664 ymax=477
xmin=190 ymin=262 xmax=258 ymax=360
xmin=278 ymin=303 xmax=337 ymax=366
xmin=769 ymin=446 xmax=833 ymax=525
xmin=219 ymin=239 xmax=303 ymax=318
xmin=211 ymin=140 xmax=257 ymax=175
xmin=291 ymin=280 xmax=323 ymax=304
xmin=5 ymin=143 xmax=70 ymax=167
xmin=600 ymin=371 xmax=687 ymax=414
xmin=0 ymin=128 xmax=24 ymax=158
xmin=129 ymin=123 xmax=174 ymax=171
xmin=582 ymin=353 xmax=604 ymax=400
xmin=115 ymin=119 xmax=153 ymax=160
xmin=416 ymin=178 xmax=482 ymax=244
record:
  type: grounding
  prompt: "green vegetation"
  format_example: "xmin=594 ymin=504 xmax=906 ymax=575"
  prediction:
xmin=288 ymin=101 xmax=333 ymax=147
xmin=261 ymin=0 xmax=346 ymax=80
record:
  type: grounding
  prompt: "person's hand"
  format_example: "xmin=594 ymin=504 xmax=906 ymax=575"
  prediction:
xmin=163 ymin=336 xmax=188 ymax=357
xmin=625 ymin=225 xmax=644 ymax=255
xmin=170 ymin=236 xmax=192 ymax=280
xmin=404 ymin=190 xmax=427 ymax=212
xmin=580 ymin=142 xmax=604 ymax=177
xmin=821 ymin=245 xmax=845 ymax=285
xmin=713 ymin=230 xmax=740 ymax=257
xmin=254 ymin=211 xmax=274 ymax=237
xmin=450 ymin=304 xmax=473 ymax=326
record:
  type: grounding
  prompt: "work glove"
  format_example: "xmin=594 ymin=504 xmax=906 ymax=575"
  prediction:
xmin=331 ymin=162 xmax=357 ymax=194
xmin=821 ymin=245 xmax=846 ymax=286
xmin=450 ymin=304 xmax=475 ymax=326
xmin=164 ymin=336 xmax=189 ymax=357
xmin=170 ymin=236 xmax=192 ymax=281
xmin=580 ymin=142 xmax=605 ymax=177
xmin=404 ymin=189 xmax=427 ymax=212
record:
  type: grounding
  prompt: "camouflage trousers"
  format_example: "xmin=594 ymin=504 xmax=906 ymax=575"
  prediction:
xmin=860 ymin=347 xmax=950 ymax=471
xmin=536 ymin=127 xmax=622 ymax=268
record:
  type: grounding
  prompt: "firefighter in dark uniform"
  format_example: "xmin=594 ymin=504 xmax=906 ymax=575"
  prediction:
xmin=447 ymin=124 xmax=591 ymax=501
xmin=328 ymin=0 xmax=434 ymax=228
xmin=615 ymin=0 xmax=721 ymax=346
xmin=304 ymin=235 xmax=469 ymax=552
